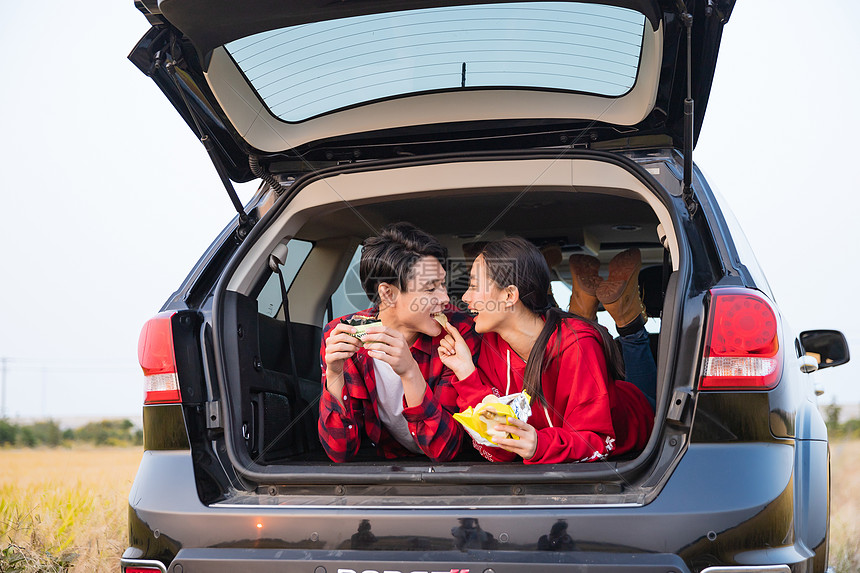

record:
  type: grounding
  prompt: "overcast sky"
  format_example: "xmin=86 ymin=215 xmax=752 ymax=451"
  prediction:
xmin=1 ymin=1 xmax=858 ymax=421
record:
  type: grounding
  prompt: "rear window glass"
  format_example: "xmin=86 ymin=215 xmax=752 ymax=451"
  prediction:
xmin=225 ymin=2 xmax=646 ymax=122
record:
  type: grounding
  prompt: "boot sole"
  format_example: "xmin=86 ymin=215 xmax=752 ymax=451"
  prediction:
xmin=596 ymin=248 xmax=641 ymax=304
xmin=568 ymin=254 xmax=601 ymax=295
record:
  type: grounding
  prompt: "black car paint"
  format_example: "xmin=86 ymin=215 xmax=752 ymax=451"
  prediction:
xmin=125 ymin=442 xmax=803 ymax=569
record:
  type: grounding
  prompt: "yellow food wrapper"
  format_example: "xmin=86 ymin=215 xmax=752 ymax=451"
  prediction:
xmin=453 ymin=392 xmax=531 ymax=447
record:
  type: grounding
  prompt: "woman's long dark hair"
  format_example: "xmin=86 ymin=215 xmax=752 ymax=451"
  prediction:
xmin=477 ymin=237 xmax=624 ymax=407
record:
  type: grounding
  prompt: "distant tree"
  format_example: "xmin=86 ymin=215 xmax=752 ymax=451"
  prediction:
xmin=75 ymin=419 xmax=140 ymax=446
xmin=76 ymin=421 xmax=111 ymax=445
xmin=17 ymin=426 xmax=36 ymax=447
xmin=824 ymin=402 xmax=844 ymax=438
xmin=29 ymin=420 xmax=61 ymax=447
xmin=0 ymin=419 xmax=17 ymax=445
xmin=842 ymin=418 xmax=860 ymax=439
xmin=1 ymin=418 xmax=141 ymax=448
xmin=824 ymin=402 xmax=841 ymax=430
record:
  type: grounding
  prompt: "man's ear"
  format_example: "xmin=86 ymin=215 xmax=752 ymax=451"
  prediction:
xmin=378 ymin=282 xmax=399 ymax=308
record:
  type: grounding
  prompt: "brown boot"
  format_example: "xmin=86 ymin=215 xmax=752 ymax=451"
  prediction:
xmin=597 ymin=248 xmax=646 ymax=330
xmin=568 ymin=254 xmax=602 ymax=320
xmin=541 ymin=245 xmax=562 ymax=270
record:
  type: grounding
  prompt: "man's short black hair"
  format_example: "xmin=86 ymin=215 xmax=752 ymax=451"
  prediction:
xmin=360 ymin=222 xmax=447 ymax=304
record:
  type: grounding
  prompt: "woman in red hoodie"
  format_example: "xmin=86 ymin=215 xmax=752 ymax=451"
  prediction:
xmin=438 ymin=237 xmax=654 ymax=464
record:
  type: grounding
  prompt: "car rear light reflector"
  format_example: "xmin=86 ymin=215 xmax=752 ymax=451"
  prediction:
xmin=138 ymin=311 xmax=181 ymax=404
xmin=703 ymin=356 xmax=779 ymax=378
xmin=700 ymin=288 xmax=782 ymax=391
xmin=143 ymin=372 xmax=180 ymax=403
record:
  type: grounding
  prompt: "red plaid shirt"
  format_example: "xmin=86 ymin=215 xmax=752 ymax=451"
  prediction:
xmin=318 ymin=308 xmax=480 ymax=462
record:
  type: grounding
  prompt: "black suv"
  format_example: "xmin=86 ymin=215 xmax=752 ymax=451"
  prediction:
xmin=124 ymin=2 xmax=850 ymax=573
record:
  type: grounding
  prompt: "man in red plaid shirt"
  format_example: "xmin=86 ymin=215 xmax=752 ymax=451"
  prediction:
xmin=319 ymin=223 xmax=480 ymax=462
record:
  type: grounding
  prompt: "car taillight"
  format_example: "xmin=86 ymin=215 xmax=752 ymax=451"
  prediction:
xmin=125 ymin=568 xmax=164 ymax=573
xmin=700 ymin=288 xmax=782 ymax=391
xmin=138 ymin=311 xmax=181 ymax=404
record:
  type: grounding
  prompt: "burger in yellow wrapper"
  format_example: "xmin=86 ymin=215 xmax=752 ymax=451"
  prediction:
xmin=341 ymin=315 xmax=382 ymax=346
xmin=453 ymin=392 xmax=531 ymax=446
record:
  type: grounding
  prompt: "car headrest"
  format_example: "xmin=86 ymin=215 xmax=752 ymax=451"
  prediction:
xmin=638 ymin=265 xmax=664 ymax=318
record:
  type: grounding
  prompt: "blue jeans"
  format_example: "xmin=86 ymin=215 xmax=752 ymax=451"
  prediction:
xmin=619 ymin=327 xmax=657 ymax=410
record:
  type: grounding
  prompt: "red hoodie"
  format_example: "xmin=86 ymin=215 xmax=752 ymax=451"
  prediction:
xmin=452 ymin=318 xmax=654 ymax=464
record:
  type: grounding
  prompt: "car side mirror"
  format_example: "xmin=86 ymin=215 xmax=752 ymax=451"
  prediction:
xmin=799 ymin=329 xmax=850 ymax=370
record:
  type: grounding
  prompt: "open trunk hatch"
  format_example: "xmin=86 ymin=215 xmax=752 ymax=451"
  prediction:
xmin=131 ymin=0 xmax=735 ymax=164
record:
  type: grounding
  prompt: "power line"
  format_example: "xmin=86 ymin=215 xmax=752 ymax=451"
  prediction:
xmin=1 ymin=357 xmax=7 ymax=419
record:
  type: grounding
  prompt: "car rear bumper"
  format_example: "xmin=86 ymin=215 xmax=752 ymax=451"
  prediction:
xmin=124 ymin=443 xmax=817 ymax=572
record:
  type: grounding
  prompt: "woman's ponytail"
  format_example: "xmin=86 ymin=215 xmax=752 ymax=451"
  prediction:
xmin=522 ymin=307 xmax=562 ymax=407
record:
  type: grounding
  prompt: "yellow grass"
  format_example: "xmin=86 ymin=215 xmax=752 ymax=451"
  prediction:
xmin=0 ymin=442 xmax=857 ymax=572
xmin=831 ymin=440 xmax=860 ymax=573
xmin=0 ymin=447 xmax=141 ymax=572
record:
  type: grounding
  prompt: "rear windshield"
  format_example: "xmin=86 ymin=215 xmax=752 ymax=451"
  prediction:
xmin=225 ymin=2 xmax=646 ymax=122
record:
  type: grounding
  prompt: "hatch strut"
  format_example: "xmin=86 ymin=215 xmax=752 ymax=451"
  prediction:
xmin=676 ymin=1 xmax=698 ymax=215
xmin=161 ymin=50 xmax=256 ymax=240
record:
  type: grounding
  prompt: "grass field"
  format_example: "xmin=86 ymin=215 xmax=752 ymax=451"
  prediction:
xmin=0 ymin=442 xmax=858 ymax=572
xmin=0 ymin=447 xmax=141 ymax=572
xmin=831 ymin=439 xmax=860 ymax=573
